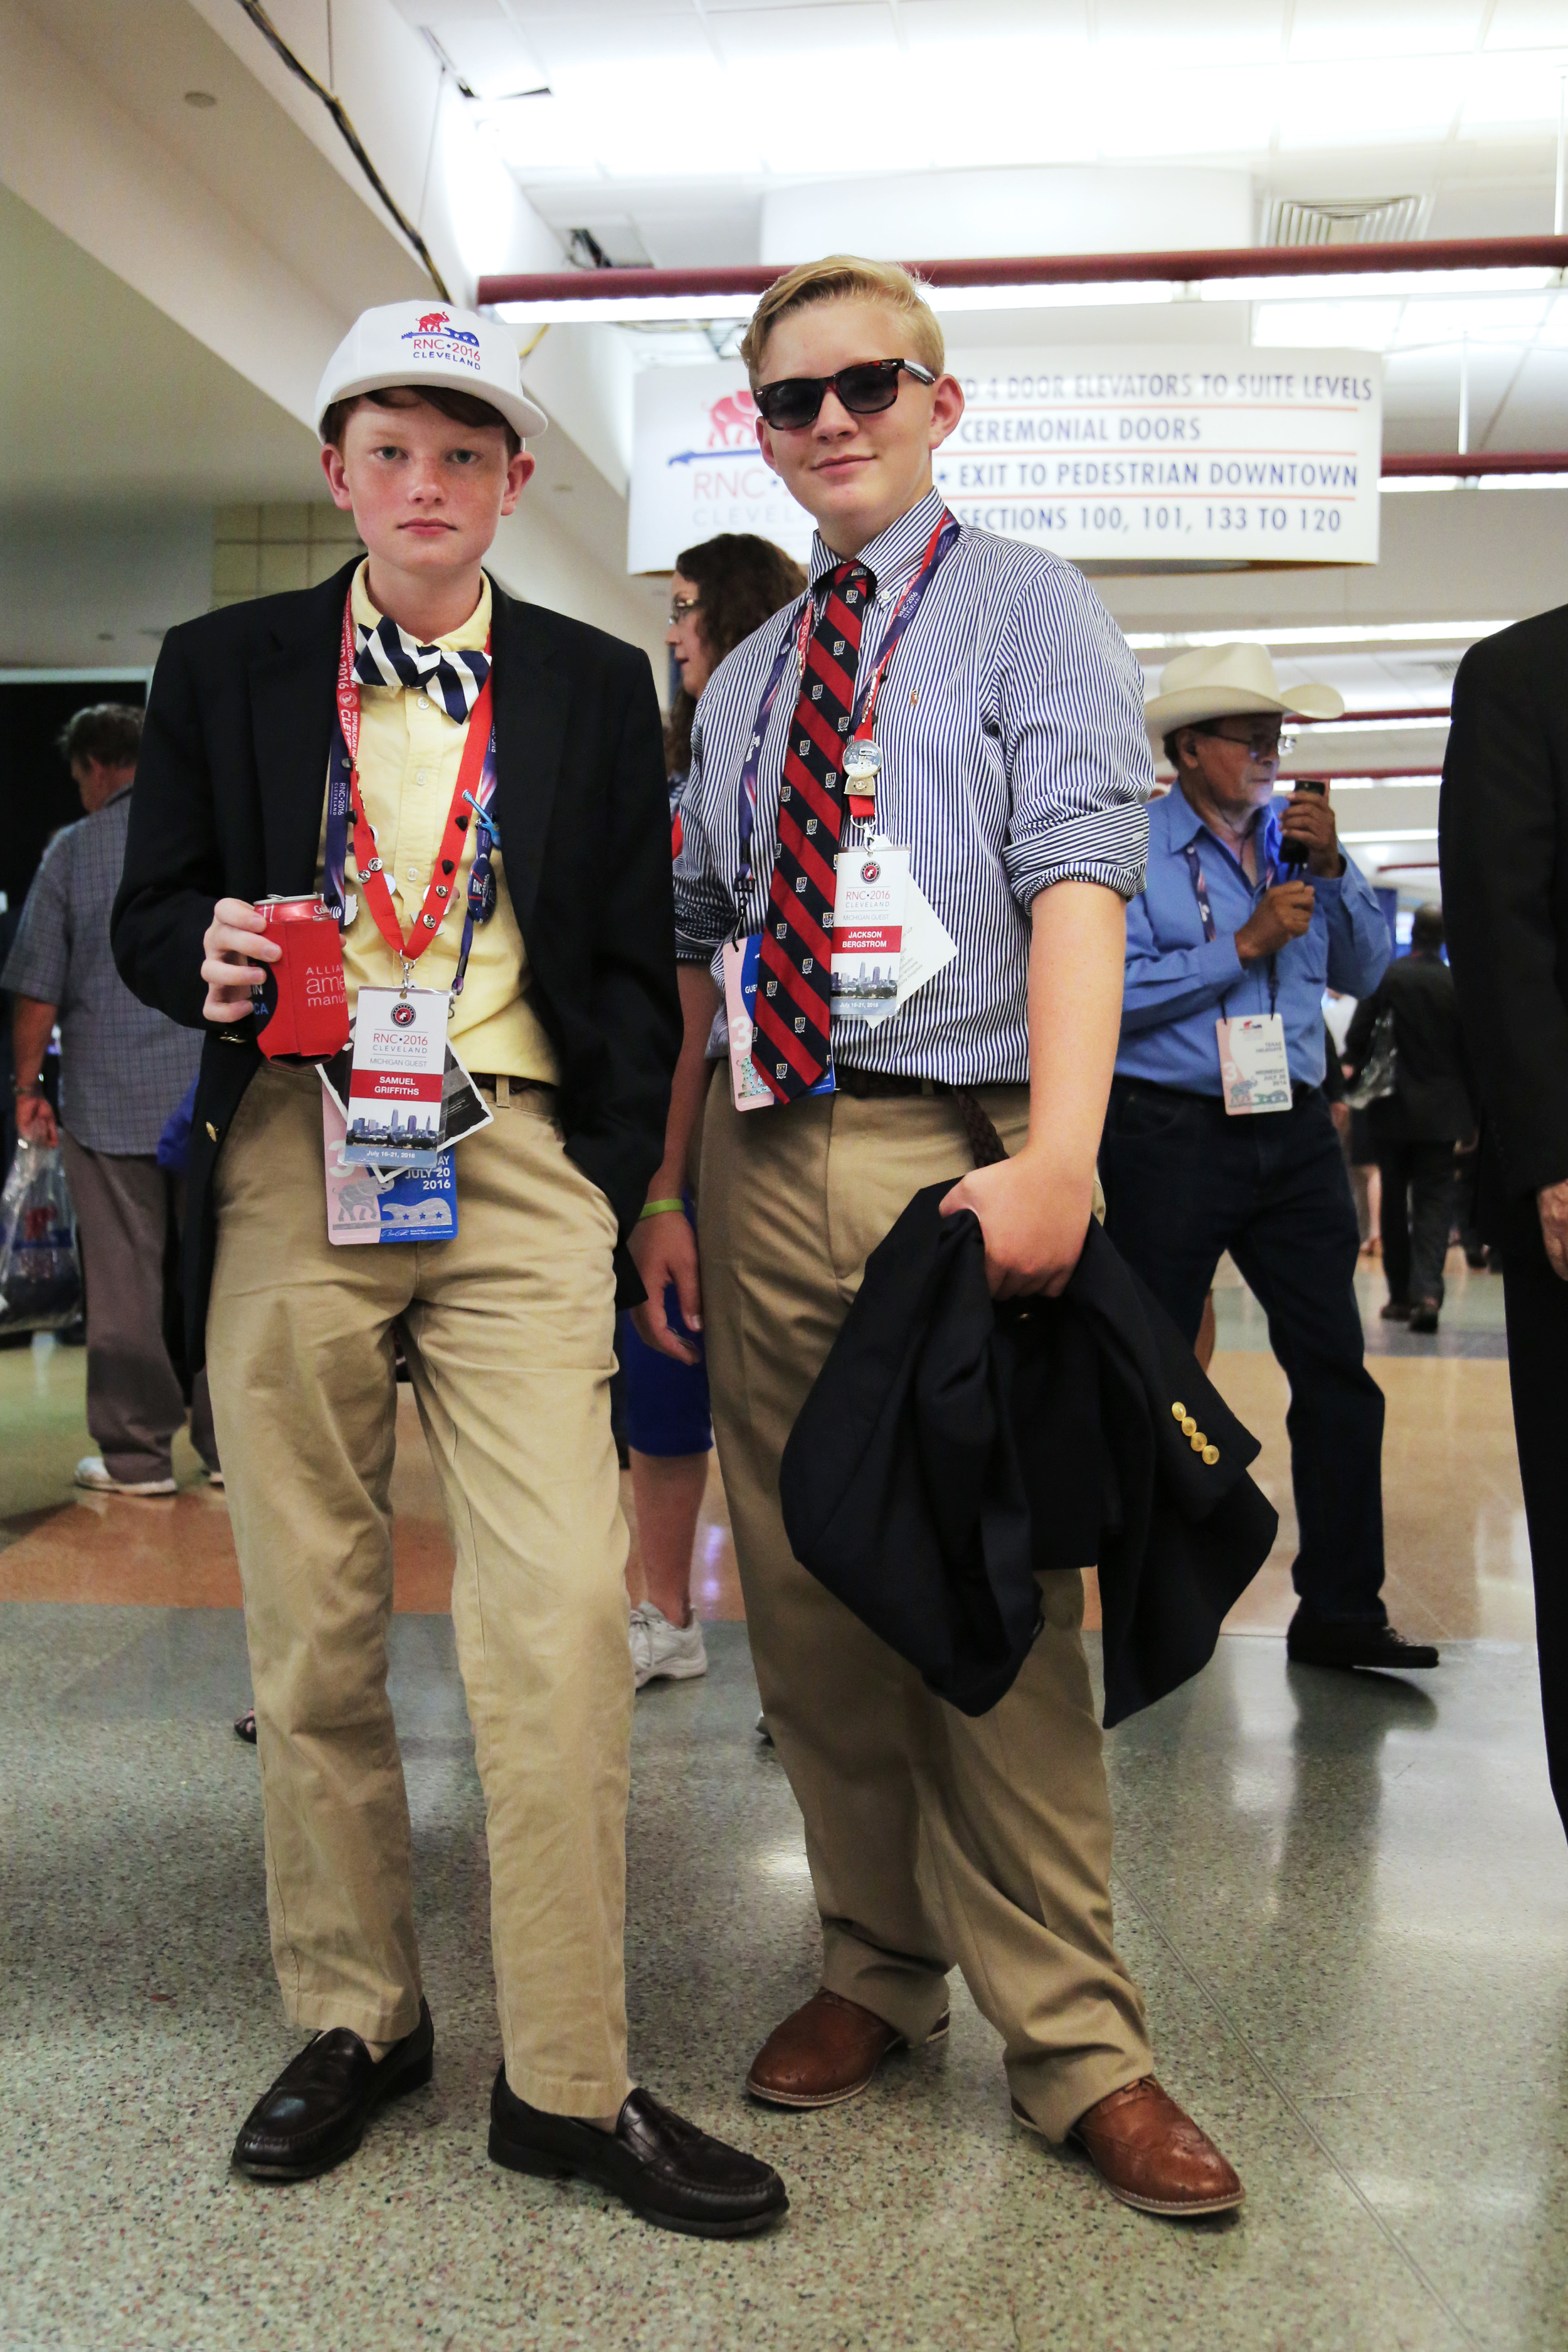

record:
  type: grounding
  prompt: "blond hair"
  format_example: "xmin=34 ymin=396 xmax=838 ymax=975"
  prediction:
xmin=740 ymin=255 xmax=945 ymax=388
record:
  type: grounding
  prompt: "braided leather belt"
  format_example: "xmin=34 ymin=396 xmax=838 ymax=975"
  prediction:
xmin=834 ymin=1066 xmax=1012 ymax=1168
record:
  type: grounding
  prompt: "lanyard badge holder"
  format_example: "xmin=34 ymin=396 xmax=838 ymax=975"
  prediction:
xmin=1184 ymin=842 xmax=1293 ymax=1115
xmin=324 ymin=599 xmax=501 ymax=1179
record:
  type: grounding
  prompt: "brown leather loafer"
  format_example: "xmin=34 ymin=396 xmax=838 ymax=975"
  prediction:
xmin=746 ymin=1988 xmax=949 ymax=2109
xmin=1058 ymin=2078 xmax=1244 ymax=2217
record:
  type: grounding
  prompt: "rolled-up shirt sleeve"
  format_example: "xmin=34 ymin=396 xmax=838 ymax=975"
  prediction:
xmin=672 ymin=703 xmax=739 ymax=965
xmin=999 ymin=566 xmax=1153 ymax=907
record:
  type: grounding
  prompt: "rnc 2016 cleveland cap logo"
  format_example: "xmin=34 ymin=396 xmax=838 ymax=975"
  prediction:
xmin=391 ymin=1002 xmax=416 ymax=1027
xmin=400 ymin=309 xmax=481 ymax=369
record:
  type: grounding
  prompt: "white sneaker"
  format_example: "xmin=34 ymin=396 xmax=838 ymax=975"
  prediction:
xmin=74 ymin=1455 xmax=177 ymax=1497
xmin=629 ymin=1603 xmax=708 ymax=1690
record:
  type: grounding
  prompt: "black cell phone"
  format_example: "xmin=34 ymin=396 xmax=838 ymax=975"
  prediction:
xmin=1280 ymin=776 xmax=1326 ymax=867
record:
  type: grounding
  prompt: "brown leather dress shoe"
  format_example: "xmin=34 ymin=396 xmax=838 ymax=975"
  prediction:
xmin=746 ymin=1988 xmax=949 ymax=2109
xmin=1062 ymin=2078 xmax=1244 ymax=2217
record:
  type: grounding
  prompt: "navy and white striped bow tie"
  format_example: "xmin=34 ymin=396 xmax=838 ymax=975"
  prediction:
xmin=353 ymin=615 xmax=490 ymax=723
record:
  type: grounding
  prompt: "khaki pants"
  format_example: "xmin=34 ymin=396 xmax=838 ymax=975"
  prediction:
xmin=206 ymin=1062 xmax=633 ymax=2116
xmin=699 ymin=1071 xmax=1152 ymax=2139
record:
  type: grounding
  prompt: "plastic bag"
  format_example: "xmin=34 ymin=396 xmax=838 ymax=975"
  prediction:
xmin=1345 ymin=1006 xmax=1397 ymax=1111
xmin=0 ymin=1138 xmax=82 ymax=1332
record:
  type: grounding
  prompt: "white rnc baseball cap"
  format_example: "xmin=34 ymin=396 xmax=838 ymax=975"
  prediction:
xmin=314 ymin=300 xmax=548 ymax=443
xmin=1143 ymin=641 xmax=1343 ymax=748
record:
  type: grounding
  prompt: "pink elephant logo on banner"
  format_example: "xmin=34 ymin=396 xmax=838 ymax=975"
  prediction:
xmin=707 ymin=389 xmax=760 ymax=448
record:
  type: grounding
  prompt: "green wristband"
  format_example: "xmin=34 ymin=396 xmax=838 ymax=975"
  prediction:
xmin=638 ymin=1198 xmax=684 ymax=1221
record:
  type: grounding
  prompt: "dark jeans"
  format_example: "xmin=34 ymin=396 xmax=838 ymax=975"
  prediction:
xmin=1100 ymin=1079 xmax=1385 ymax=1624
xmin=1501 ymin=1190 xmax=1568 ymax=1840
xmin=1377 ymin=1139 xmax=1457 ymax=1308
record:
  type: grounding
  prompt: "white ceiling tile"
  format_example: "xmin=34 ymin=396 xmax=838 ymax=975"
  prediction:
xmin=898 ymin=0 xmax=1086 ymax=38
xmin=1458 ymin=51 xmax=1564 ymax=130
xmin=512 ymin=9 xmax=712 ymax=72
xmin=1276 ymin=55 xmax=1465 ymax=145
xmin=1289 ymin=1 xmax=1485 ymax=58
xmin=711 ymin=5 xmax=895 ymax=61
xmin=1094 ymin=0 xmax=1288 ymax=62
xmin=1484 ymin=0 xmax=1568 ymax=45
xmin=425 ymin=21 xmax=549 ymax=94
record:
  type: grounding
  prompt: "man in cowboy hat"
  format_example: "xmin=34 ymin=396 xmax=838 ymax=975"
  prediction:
xmin=1098 ymin=643 xmax=1437 ymax=1675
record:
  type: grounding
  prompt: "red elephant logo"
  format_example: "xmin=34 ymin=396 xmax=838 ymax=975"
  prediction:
xmin=707 ymin=389 xmax=760 ymax=448
xmin=414 ymin=310 xmax=450 ymax=335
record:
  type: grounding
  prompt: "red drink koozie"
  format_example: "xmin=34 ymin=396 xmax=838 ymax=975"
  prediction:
xmin=253 ymin=894 xmax=350 ymax=1061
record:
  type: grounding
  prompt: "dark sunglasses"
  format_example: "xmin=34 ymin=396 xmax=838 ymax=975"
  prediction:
xmin=753 ymin=357 xmax=937 ymax=432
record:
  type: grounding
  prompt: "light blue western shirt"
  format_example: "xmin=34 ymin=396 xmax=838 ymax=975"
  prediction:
xmin=1114 ymin=779 xmax=1391 ymax=1096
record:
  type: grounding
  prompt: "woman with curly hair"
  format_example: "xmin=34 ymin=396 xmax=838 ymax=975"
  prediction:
xmin=625 ymin=532 xmax=805 ymax=1692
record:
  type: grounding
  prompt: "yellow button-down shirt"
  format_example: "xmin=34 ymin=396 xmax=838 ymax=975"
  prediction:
xmin=315 ymin=563 xmax=559 ymax=1083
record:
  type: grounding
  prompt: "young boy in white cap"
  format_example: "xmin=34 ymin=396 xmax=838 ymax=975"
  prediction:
xmin=112 ymin=300 xmax=787 ymax=2234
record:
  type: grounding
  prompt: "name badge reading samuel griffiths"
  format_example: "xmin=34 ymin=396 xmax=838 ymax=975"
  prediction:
xmin=343 ymin=986 xmax=448 ymax=1167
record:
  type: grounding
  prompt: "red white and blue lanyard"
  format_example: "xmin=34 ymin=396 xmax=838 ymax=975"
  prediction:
xmin=322 ymin=596 xmax=499 ymax=1000
xmin=729 ymin=510 xmax=961 ymax=916
xmin=1183 ymin=834 xmax=1280 ymax=1015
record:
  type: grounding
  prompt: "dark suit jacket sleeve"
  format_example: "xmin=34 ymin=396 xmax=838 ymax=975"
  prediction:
xmin=1344 ymin=982 xmax=1383 ymax=1073
xmin=1441 ymin=628 xmax=1568 ymax=1195
xmin=112 ymin=626 xmax=223 ymax=1030
xmin=564 ymin=649 xmax=682 ymax=1229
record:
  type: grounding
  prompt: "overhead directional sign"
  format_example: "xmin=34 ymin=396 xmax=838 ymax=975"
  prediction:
xmin=936 ymin=346 xmax=1382 ymax=565
xmin=628 ymin=347 xmax=1382 ymax=573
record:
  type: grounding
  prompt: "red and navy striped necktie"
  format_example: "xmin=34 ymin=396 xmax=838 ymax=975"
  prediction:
xmin=751 ymin=559 xmax=874 ymax=1103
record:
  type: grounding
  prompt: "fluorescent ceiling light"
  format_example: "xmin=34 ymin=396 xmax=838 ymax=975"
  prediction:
xmin=929 ymin=281 xmax=1177 ymax=313
xmin=1125 ymin=621 xmax=1514 ymax=650
xmin=1205 ymin=268 xmax=1555 ymax=304
xmin=1253 ymin=300 xmax=1402 ymax=350
xmin=492 ymin=271 xmax=1563 ymax=332
xmin=495 ymin=295 xmax=759 ymax=326
xmin=1383 ymin=473 xmax=1568 ymax=492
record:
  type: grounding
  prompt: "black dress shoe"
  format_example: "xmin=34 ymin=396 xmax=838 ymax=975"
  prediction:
xmin=1286 ymin=1609 xmax=1439 ymax=1672
xmin=1408 ymin=1300 xmax=1440 ymax=1333
xmin=489 ymin=2070 xmax=788 ymax=2238
xmin=232 ymin=2000 xmax=433 ymax=2180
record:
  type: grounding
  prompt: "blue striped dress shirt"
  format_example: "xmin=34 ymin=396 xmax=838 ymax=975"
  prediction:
xmin=674 ymin=487 xmax=1153 ymax=1087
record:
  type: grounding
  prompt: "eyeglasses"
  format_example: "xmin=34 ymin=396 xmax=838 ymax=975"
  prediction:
xmin=753 ymin=358 xmax=937 ymax=433
xmin=667 ymin=595 xmax=701 ymax=625
xmin=1192 ymin=721 xmax=1286 ymax=759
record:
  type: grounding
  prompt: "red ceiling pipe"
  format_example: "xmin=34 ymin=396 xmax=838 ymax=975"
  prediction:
xmin=1382 ymin=450 xmax=1568 ymax=476
xmin=480 ymin=234 xmax=1568 ymax=308
xmin=1292 ymin=709 xmax=1450 ymax=724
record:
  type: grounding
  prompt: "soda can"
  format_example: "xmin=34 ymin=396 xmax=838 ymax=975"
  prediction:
xmin=253 ymin=894 xmax=350 ymax=1061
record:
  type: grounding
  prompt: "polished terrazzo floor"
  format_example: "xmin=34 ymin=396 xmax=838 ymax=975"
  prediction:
xmin=3 ymin=1252 xmax=1563 ymax=2351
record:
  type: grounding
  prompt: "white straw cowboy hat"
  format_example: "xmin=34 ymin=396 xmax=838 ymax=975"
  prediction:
xmin=315 ymin=300 xmax=548 ymax=443
xmin=1143 ymin=642 xmax=1344 ymax=748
